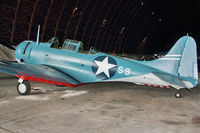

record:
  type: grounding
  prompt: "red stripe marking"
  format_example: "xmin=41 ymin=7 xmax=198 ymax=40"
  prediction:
xmin=156 ymin=85 xmax=160 ymax=87
xmin=144 ymin=84 xmax=148 ymax=86
xmin=150 ymin=84 xmax=154 ymax=87
xmin=163 ymin=86 xmax=167 ymax=88
xmin=15 ymin=75 xmax=86 ymax=87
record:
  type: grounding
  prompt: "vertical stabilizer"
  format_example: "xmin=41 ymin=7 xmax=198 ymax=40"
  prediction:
xmin=36 ymin=25 xmax=40 ymax=46
xmin=177 ymin=36 xmax=198 ymax=80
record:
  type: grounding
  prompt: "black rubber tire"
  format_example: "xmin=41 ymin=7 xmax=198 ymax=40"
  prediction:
xmin=17 ymin=80 xmax=31 ymax=95
xmin=175 ymin=90 xmax=181 ymax=98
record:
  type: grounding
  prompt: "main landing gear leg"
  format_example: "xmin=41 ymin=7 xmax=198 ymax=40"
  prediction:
xmin=175 ymin=90 xmax=181 ymax=98
xmin=17 ymin=79 xmax=31 ymax=95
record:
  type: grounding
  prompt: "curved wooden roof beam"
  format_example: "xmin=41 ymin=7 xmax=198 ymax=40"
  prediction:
xmin=87 ymin=0 xmax=108 ymax=48
xmin=27 ymin=0 xmax=39 ymax=40
xmin=81 ymin=0 xmax=99 ymax=46
xmin=64 ymin=0 xmax=80 ymax=39
xmin=73 ymin=0 xmax=90 ymax=40
xmin=41 ymin=0 xmax=54 ymax=42
xmin=54 ymin=0 xmax=68 ymax=37
xmin=11 ymin=0 xmax=21 ymax=43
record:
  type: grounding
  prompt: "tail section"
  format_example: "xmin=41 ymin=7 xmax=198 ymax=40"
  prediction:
xmin=144 ymin=35 xmax=198 ymax=81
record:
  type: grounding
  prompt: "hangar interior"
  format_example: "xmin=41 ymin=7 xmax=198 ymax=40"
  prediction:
xmin=1 ymin=0 xmax=200 ymax=55
xmin=0 ymin=0 xmax=200 ymax=133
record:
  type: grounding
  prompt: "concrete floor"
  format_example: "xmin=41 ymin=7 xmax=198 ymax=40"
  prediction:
xmin=0 ymin=74 xmax=200 ymax=133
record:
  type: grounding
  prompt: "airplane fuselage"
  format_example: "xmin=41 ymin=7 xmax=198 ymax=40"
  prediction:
xmin=15 ymin=40 xmax=187 ymax=89
xmin=0 ymin=25 xmax=197 ymax=97
xmin=0 ymin=33 xmax=197 ymax=98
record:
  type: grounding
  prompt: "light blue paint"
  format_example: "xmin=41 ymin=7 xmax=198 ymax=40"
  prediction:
xmin=13 ymin=35 xmax=198 ymax=89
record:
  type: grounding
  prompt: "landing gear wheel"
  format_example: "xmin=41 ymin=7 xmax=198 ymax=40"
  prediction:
xmin=175 ymin=90 xmax=181 ymax=98
xmin=17 ymin=80 xmax=31 ymax=95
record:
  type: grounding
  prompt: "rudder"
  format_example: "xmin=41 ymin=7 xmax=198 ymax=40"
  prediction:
xmin=177 ymin=36 xmax=198 ymax=80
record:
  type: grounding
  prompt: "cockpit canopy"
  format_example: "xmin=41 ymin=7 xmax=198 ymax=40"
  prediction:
xmin=49 ymin=37 xmax=97 ymax=54
xmin=62 ymin=39 xmax=83 ymax=53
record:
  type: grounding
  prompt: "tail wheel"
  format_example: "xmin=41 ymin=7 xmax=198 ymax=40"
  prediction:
xmin=175 ymin=90 xmax=181 ymax=98
xmin=17 ymin=80 xmax=31 ymax=95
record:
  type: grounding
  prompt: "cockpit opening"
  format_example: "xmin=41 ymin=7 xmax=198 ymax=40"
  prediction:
xmin=62 ymin=39 xmax=98 ymax=54
xmin=49 ymin=37 xmax=59 ymax=49
xmin=48 ymin=37 xmax=98 ymax=54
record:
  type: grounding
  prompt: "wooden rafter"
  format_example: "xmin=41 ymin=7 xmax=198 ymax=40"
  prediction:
xmin=41 ymin=0 xmax=54 ymax=42
xmin=11 ymin=0 xmax=21 ymax=43
xmin=73 ymin=0 xmax=90 ymax=40
xmin=64 ymin=0 xmax=80 ymax=39
xmin=27 ymin=0 xmax=39 ymax=40
xmin=54 ymin=0 xmax=68 ymax=37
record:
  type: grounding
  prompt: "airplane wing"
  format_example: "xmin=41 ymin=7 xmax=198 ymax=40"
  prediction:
xmin=0 ymin=61 xmax=83 ymax=87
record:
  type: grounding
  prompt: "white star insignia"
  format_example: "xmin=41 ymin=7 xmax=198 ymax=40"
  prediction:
xmin=94 ymin=56 xmax=116 ymax=78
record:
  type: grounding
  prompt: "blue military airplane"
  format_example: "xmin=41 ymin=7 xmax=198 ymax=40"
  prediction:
xmin=0 ymin=26 xmax=198 ymax=98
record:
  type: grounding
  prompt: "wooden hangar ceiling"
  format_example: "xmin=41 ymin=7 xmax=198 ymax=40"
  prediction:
xmin=0 ymin=0 xmax=162 ymax=54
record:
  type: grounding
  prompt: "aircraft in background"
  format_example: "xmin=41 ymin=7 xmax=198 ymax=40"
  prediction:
xmin=0 ymin=26 xmax=198 ymax=98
